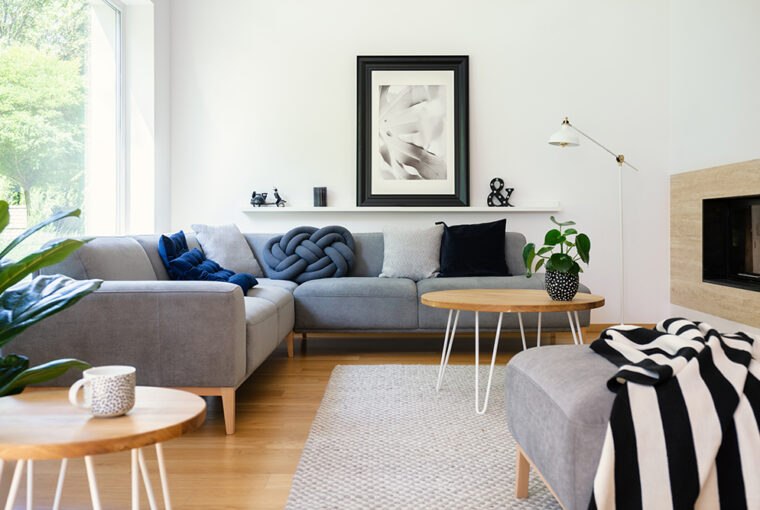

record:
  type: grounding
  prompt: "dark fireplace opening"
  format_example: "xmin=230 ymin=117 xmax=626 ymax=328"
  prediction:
xmin=703 ymin=194 xmax=760 ymax=292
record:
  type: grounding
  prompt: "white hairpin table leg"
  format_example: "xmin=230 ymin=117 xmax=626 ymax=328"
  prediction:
xmin=574 ymin=311 xmax=584 ymax=344
xmin=475 ymin=312 xmax=503 ymax=415
xmin=4 ymin=459 xmax=25 ymax=510
xmin=26 ymin=460 xmax=33 ymax=510
xmin=132 ymin=449 xmax=139 ymax=510
xmin=517 ymin=312 xmax=527 ymax=351
xmin=436 ymin=309 xmax=453 ymax=391
xmin=52 ymin=458 xmax=67 ymax=510
xmin=567 ymin=311 xmax=579 ymax=345
xmin=436 ymin=310 xmax=459 ymax=391
xmin=84 ymin=456 xmax=102 ymax=510
xmin=137 ymin=448 xmax=158 ymax=510
xmin=537 ymin=312 xmax=542 ymax=347
xmin=156 ymin=443 xmax=172 ymax=510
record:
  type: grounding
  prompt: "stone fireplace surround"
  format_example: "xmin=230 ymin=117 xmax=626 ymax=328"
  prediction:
xmin=671 ymin=159 xmax=760 ymax=328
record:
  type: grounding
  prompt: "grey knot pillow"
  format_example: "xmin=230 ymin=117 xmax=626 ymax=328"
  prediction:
xmin=379 ymin=225 xmax=443 ymax=281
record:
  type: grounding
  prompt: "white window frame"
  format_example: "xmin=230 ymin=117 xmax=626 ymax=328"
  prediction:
xmin=103 ymin=0 xmax=128 ymax=234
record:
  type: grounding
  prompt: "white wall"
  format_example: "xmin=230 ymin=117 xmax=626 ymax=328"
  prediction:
xmin=668 ymin=0 xmax=760 ymax=336
xmin=166 ymin=0 xmax=673 ymax=324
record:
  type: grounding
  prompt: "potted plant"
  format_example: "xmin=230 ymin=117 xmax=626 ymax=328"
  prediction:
xmin=0 ymin=201 xmax=101 ymax=397
xmin=522 ymin=216 xmax=590 ymax=301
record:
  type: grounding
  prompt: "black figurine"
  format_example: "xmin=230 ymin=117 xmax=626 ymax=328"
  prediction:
xmin=251 ymin=191 xmax=268 ymax=207
xmin=273 ymin=187 xmax=286 ymax=207
xmin=487 ymin=178 xmax=514 ymax=207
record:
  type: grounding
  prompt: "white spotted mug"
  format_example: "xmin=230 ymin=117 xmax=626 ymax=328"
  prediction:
xmin=68 ymin=365 xmax=136 ymax=417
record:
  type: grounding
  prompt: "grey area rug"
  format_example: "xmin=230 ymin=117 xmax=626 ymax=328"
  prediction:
xmin=286 ymin=365 xmax=560 ymax=509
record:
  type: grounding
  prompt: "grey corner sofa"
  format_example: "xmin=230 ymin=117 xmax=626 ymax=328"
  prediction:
xmin=18 ymin=230 xmax=591 ymax=434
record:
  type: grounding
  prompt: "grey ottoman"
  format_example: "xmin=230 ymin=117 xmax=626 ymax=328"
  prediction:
xmin=505 ymin=345 xmax=617 ymax=510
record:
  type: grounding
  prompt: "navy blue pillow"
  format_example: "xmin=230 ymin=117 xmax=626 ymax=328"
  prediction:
xmin=158 ymin=232 xmax=257 ymax=293
xmin=437 ymin=219 xmax=509 ymax=277
xmin=169 ymin=248 xmax=257 ymax=293
xmin=158 ymin=231 xmax=189 ymax=279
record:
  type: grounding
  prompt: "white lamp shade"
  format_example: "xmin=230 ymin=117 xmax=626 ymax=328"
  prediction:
xmin=548 ymin=123 xmax=580 ymax=147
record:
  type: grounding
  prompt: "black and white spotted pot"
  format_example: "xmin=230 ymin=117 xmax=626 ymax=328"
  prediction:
xmin=545 ymin=270 xmax=579 ymax=301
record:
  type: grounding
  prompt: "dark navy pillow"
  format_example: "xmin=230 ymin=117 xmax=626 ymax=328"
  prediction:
xmin=158 ymin=231 xmax=189 ymax=279
xmin=169 ymin=248 xmax=257 ymax=293
xmin=437 ymin=219 xmax=509 ymax=277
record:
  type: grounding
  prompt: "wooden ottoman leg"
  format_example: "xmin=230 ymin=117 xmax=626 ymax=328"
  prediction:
xmin=516 ymin=446 xmax=530 ymax=498
xmin=221 ymin=387 xmax=236 ymax=435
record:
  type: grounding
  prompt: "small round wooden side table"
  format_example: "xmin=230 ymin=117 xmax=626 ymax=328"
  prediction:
xmin=420 ymin=289 xmax=605 ymax=414
xmin=0 ymin=386 xmax=206 ymax=510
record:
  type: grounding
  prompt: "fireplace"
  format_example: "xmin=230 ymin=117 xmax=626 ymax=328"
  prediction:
xmin=703 ymin=194 xmax=760 ymax=292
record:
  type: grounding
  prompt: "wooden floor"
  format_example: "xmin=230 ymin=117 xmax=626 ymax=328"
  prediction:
xmin=1 ymin=330 xmax=590 ymax=509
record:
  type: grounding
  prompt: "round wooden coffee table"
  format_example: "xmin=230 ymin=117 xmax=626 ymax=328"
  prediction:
xmin=421 ymin=289 xmax=605 ymax=414
xmin=0 ymin=386 xmax=206 ymax=510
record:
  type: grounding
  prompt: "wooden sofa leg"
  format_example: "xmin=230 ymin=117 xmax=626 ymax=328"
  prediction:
xmin=301 ymin=332 xmax=307 ymax=342
xmin=516 ymin=446 xmax=530 ymax=498
xmin=221 ymin=387 xmax=236 ymax=435
xmin=286 ymin=330 xmax=294 ymax=358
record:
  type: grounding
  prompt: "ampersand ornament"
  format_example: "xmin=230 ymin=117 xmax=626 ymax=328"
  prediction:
xmin=487 ymin=178 xmax=514 ymax=207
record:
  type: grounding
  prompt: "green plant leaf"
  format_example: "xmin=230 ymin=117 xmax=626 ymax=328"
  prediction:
xmin=544 ymin=229 xmax=563 ymax=246
xmin=546 ymin=253 xmax=574 ymax=273
xmin=576 ymin=233 xmax=591 ymax=264
xmin=534 ymin=258 xmax=545 ymax=273
xmin=0 ymin=208 xmax=81 ymax=261
xmin=0 ymin=353 xmax=28 ymax=391
xmin=537 ymin=246 xmax=553 ymax=256
xmin=0 ymin=201 xmax=9 ymax=236
xmin=0 ymin=239 xmax=87 ymax=294
xmin=549 ymin=216 xmax=576 ymax=227
xmin=0 ymin=275 xmax=101 ymax=348
xmin=565 ymin=241 xmax=575 ymax=248
xmin=522 ymin=243 xmax=536 ymax=277
xmin=564 ymin=228 xmax=578 ymax=235
xmin=0 ymin=358 xmax=90 ymax=397
xmin=570 ymin=261 xmax=582 ymax=275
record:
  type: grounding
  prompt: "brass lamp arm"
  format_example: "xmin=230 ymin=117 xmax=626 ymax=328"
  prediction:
xmin=567 ymin=123 xmax=641 ymax=172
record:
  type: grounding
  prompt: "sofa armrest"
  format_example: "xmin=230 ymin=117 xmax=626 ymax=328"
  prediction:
xmin=15 ymin=281 xmax=247 ymax=388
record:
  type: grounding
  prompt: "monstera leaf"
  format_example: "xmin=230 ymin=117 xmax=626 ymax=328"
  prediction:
xmin=0 ymin=202 xmax=100 ymax=396
xmin=0 ymin=274 xmax=101 ymax=348
xmin=0 ymin=358 xmax=90 ymax=397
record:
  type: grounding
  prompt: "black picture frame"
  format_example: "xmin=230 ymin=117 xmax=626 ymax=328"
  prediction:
xmin=357 ymin=55 xmax=469 ymax=207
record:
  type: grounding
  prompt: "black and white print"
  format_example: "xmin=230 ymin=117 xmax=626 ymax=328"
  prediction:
xmin=589 ymin=318 xmax=760 ymax=510
xmin=357 ymin=56 xmax=469 ymax=207
xmin=377 ymin=84 xmax=447 ymax=181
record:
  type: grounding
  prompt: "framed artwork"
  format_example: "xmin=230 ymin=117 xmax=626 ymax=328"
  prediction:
xmin=357 ymin=55 xmax=469 ymax=207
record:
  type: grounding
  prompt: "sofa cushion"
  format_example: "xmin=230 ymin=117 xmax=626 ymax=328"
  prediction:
xmin=505 ymin=345 xmax=617 ymax=510
xmin=417 ymin=275 xmax=591 ymax=331
xmin=438 ymin=219 xmax=509 ymax=277
xmin=244 ymin=297 xmax=280 ymax=375
xmin=192 ymin=223 xmax=264 ymax=277
xmin=380 ymin=225 xmax=443 ymax=281
xmin=62 ymin=237 xmax=158 ymax=281
xmin=158 ymin=231 xmax=189 ymax=279
xmin=294 ymin=277 xmax=418 ymax=330
xmin=170 ymin=249 xmax=257 ymax=293
xmin=256 ymin=278 xmax=298 ymax=293
xmin=247 ymin=284 xmax=295 ymax=341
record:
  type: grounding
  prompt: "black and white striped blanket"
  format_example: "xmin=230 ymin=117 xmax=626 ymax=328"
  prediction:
xmin=589 ymin=318 xmax=760 ymax=510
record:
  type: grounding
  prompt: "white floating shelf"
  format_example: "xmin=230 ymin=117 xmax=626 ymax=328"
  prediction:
xmin=243 ymin=203 xmax=561 ymax=213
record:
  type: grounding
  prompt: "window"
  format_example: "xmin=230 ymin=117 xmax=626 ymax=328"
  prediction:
xmin=0 ymin=0 xmax=124 ymax=251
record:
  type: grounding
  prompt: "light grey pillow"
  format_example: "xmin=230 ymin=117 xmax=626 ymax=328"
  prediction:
xmin=379 ymin=225 xmax=443 ymax=281
xmin=191 ymin=223 xmax=263 ymax=277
